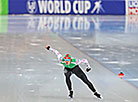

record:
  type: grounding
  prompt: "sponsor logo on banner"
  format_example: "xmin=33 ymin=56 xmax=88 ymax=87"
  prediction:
xmin=27 ymin=0 xmax=37 ymax=14
xmin=26 ymin=0 xmax=104 ymax=14
xmin=128 ymin=0 xmax=138 ymax=15
xmin=38 ymin=0 xmax=71 ymax=14
xmin=91 ymin=0 xmax=105 ymax=14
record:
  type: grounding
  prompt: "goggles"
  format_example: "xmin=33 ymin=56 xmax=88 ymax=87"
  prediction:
xmin=64 ymin=59 xmax=71 ymax=61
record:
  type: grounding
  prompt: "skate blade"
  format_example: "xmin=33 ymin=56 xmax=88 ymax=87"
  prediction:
xmin=94 ymin=95 xmax=103 ymax=100
xmin=69 ymin=97 xmax=73 ymax=102
xmin=98 ymin=96 xmax=103 ymax=101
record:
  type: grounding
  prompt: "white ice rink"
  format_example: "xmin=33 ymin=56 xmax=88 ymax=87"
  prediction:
xmin=0 ymin=15 xmax=138 ymax=102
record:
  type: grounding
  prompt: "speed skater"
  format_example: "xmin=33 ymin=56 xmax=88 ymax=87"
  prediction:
xmin=46 ymin=45 xmax=102 ymax=99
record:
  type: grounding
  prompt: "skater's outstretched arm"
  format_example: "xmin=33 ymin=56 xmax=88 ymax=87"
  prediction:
xmin=46 ymin=45 xmax=62 ymax=62
xmin=77 ymin=59 xmax=92 ymax=72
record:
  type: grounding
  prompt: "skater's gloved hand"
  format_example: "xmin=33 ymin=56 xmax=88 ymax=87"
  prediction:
xmin=86 ymin=68 xmax=91 ymax=72
xmin=46 ymin=45 xmax=50 ymax=50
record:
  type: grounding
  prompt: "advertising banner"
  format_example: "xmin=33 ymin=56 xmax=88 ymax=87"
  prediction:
xmin=126 ymin=0 xmax=138 ymax=15
xmin=9 ymin=0 xmax=125 ymax=15
xmin=0 ymin=0 xmax=8 ymax=15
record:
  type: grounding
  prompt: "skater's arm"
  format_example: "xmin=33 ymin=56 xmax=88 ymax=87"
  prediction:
xmin=76 ymin=59 xmax=92 ymax=72
xmin=46 ymin=46 xmax=62 ymax=62
xmin=77 ymin=59 xmax=91 ymax=68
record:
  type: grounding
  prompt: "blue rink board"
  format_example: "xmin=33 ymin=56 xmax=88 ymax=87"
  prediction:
xmin=9 ymin=0 xmax=125 ymax=15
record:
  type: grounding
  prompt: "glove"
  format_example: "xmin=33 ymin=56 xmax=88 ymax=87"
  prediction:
xmin=46 ymin=45 xmax=50 ymax=50
xmin=86 ymin=68 xmax=91 ymax=72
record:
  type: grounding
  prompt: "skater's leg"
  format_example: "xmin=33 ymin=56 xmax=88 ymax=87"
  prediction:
xmin=64 ymin=68 xmax=73 ymax=98
xmin=72 ymin=66 xmax=96 ymax=92
xmin=64 ymin=68 xmax=73 ymax=91
xmin=72 ymin=66 xmax=102 ymax=99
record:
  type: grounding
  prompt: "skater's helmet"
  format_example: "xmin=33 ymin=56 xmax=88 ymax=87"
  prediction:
xmin=63 ymin=53 xmax=72 ymax=61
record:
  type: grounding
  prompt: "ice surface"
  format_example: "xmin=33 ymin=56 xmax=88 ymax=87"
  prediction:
xmin=0 ymin=15 xmax=138 ymax=102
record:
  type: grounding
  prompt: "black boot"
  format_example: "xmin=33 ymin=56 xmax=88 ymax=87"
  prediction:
xmin=69 ymin=91 xmax=73 ymax=98
xmin=94 ymin=92 xmax=102 ymax=99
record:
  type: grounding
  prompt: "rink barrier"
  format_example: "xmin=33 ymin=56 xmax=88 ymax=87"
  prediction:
xmin=0 ymin=0 xmax=138 ymax=15
xmin=126 ymin=0 xmax=138 ymax=15
xmin=9 ymin=0 xmax=126 ymax=15
xmin=0 ymin=0 xmax=8 ymax=15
